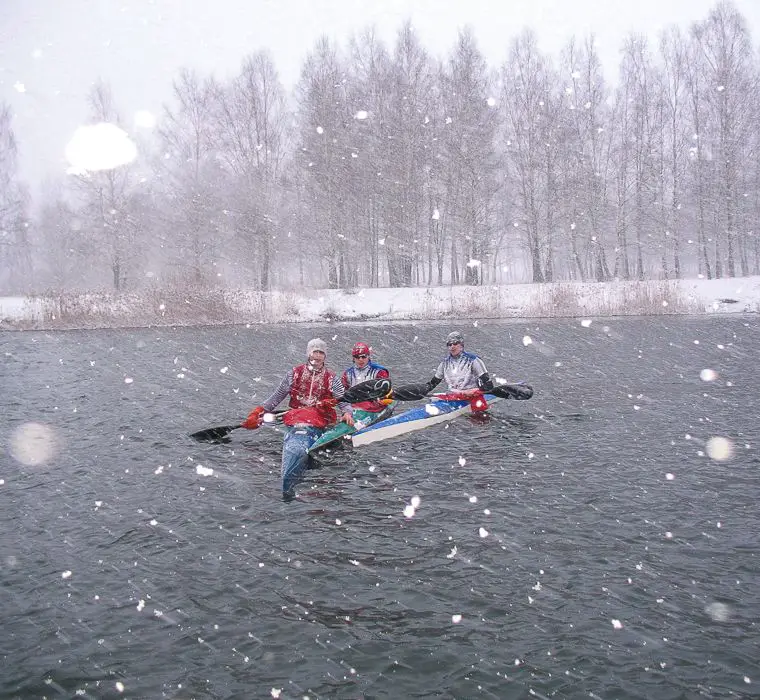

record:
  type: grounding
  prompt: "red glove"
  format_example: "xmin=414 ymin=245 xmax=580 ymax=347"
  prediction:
xmin=241 ymin=406 xmax=265 ymax=430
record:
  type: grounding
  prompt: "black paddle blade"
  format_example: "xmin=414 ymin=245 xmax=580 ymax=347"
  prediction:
xmin=390 ymin=382 xmax=430 ymax=401
xmin=491 ymin=383 xmax=534 ymax=400
xmin=343 ymin=377 xmax=392 ymax=403
xmin=189 ymin=424 xmax=241 ymax=441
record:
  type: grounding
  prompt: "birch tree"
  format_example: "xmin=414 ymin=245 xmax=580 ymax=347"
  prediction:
xmin=691 ymin=1 xmax=757 ymax=277
xmin=0 ymin=103 xmax=31 ymax=292
xmin=157 ymin=69 xmax=224 ymax=286
xmin=69 ymin=81 xmax=145 ymax=290
xmin=440 ymin=28 xmax=500 ymax=285
xmin=217 ymin=51 xmax=290 ymax=290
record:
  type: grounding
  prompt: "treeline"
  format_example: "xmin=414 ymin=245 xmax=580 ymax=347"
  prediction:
xmin=0 ymin=1 xmax=759 ymax=294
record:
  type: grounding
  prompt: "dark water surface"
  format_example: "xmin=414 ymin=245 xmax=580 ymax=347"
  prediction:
xmin=1 ymin=318 xmax=759 ymax=699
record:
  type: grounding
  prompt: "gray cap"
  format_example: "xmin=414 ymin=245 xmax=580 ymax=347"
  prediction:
xmin=446 ymin=331 xmax=464 ymax=345
xmin=307 ymin=338 xmax=327 ymax=355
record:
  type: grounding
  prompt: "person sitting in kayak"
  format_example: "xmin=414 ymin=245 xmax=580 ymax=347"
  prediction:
xmin=242 ymin=338 xmax=354 ymax=430
xmin=341 ymin=342 xmax=391 ymax=413
xmin=423 ymin=331 xmax=494 ymax=397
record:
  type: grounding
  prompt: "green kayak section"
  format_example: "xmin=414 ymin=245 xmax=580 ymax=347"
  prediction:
xmin=308 ymin=402 xmax=396 ymax=454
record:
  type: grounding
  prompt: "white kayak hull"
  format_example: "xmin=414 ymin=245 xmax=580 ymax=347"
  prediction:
xmin=351 ymin=394 xmax=502 ymax=447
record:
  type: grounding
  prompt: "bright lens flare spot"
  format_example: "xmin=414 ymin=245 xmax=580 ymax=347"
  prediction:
xmin=700 ymin=368 xmax=718 ymax=382
xmin=706 ymin=436 xmax=734 ymax=461
xmin=10 ymin=422 xmax=58 ymax=466
xmin=705 ymin=601 xmax=730 ymax=622
xmin=134 ymin=110 xmax=156 ymax=129
xmin=65 ymin=122 xmax=137 ymax=173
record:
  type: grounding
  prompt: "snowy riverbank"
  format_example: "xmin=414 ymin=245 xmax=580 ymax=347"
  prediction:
xmin=1 ymin=276 xmax=759 ymax=330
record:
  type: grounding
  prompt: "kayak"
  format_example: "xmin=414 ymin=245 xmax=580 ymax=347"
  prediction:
xmin=351 ymin=394 xmax=503 ymax=447
xmin=281 ymin=426 xmax=322 ymax=499
xmin=281 ymin=403 xmax=396 ymax=498
xmin=307 ymin=402 xmax=397 ymax=455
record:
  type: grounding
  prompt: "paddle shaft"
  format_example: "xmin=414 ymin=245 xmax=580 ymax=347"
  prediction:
xmin=391 ymin=382 xmax=533 ymax=402
xmin=190 ymin=378 xmax=392 ymax=442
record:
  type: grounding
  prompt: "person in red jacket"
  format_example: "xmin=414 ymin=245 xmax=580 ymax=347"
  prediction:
xmin=242 ymin=338 xmax=354 ymax=499
xmin=243 ymin=338 xmax=354 ymax=430
xmin=341 ymin=342 xmax=391 ymax=413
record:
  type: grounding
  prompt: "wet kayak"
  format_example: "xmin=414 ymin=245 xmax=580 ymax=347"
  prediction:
xmin=351 ymin=394 xmax=503 ymax=447
xmin=307 ymin=402 xmax=397 ymax=455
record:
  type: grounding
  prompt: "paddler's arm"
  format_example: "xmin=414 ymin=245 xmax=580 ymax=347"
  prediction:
xmin=243 ymin=371 xmax=293 ymax=429
xmin=330 ymin=374 xmax=355 ymax=427
xmin=259 ymin=371 xmax=294 ymax=412
xmin=472 ymin=355 xmax=494 ymax=392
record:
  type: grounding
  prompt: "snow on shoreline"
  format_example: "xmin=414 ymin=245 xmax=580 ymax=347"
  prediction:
xmin=0 ymin=277 xmax=758 ymax=330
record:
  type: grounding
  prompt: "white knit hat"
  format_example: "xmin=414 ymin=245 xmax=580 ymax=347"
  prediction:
xmin=306 ymin=338 xmax=327 ymax=356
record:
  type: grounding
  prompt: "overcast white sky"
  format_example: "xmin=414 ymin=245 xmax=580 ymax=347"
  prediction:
xmin=2 ymin=0 xmax=759 ymax=193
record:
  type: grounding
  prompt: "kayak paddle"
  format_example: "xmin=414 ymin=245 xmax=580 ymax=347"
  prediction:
xmin=190 ymin=377 xmax=393 ymax=442
xmin=390 ymin=381 xmax=533 ymax=402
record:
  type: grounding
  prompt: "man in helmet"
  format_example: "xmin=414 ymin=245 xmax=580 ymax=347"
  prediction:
xmin=423 ymin=331 xmax=493 ymax=396
xmin=341 ymin=341 xmax=391 ymax=412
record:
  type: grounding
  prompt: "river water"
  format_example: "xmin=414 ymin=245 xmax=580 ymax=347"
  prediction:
xmin=1 ymin=317 xmax=758 ymax=699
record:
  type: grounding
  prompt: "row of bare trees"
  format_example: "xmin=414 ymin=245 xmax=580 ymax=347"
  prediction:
xmin=1 ymin=0 xmax=759 ymax=294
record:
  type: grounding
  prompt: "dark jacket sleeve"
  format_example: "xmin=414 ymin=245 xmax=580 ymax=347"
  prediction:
xmin=424 ymin=376 xmax=442 ymax=393
xmin=477 ymin=372 xmax=494 ymax=392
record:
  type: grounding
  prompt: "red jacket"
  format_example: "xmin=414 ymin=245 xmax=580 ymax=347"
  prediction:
xmin=283 ymin=363 xmax=338 ymax=428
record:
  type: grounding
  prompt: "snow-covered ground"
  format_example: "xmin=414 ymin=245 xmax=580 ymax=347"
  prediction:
xmin=0 ymin=276 xmax=758 ymax=329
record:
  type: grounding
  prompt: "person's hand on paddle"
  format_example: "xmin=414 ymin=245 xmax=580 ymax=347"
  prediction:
xmin=241 ymin=406 xmax=265 ymax=430
xmin=341 ymin=411 xmax=355 ymax=427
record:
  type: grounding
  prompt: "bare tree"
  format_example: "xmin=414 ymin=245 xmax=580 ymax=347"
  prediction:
xmin=156 ymin=69 xmax=225 ymax=287
xmin=618 ymin=35 xmax=661 ymax=280
xmin=69 ymin=81 xmax=144 ymax=290
xmin=380 ymin=22 xmax=436 ymax=287
xmin=295 ymin=36 xmax=361 ymax=288
xmin=501 ymin=29 xmax=562 ymax=283
xmin=560 ymin=36 xmax=614 ymax=281
xmin=440 ymin=28 xmax=500 ymax=286
xmin=0 ymin=103 xmax=31 ymax=292
xmin=657 ymin=26 xmax=690 ymax=279
xmin=346 ymin=27 xmax=392 ymax=287
xmin=217 ymin=51 xmax=290 ymax=291
xmin=34 ymin=179 xmax=84 ymax=289
xmin=691 ymin=1 xmax=757 ymax=277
